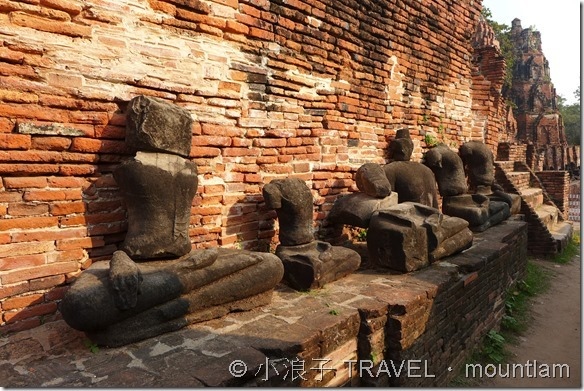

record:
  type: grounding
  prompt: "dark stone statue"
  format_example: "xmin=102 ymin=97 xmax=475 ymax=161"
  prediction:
xmin=424 ymin=144 xmax=510 ymax=232
xmin=383 ymin=129 xmax=439 ymax=208
xmin=327 ymin=192 xmax=398 ymax=228
xmin=263 ymin=178 xmax=361 ymax=290
xmin=126 ymin=95 xmax=193 ymax=158
xmin=60 ymin=96 xmax=284 ymax=346
xmin=113 ymin=152 xmax=197 ymax=259
xmin=367 ymin=202 xmax=473 ymax=272
xmin=459 ymin=141 xmax=521 ymax=214
xmin=354 ymin=129 xmax=439 ymax=208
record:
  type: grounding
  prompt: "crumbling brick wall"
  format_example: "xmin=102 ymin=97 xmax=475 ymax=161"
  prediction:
xmin=0 ymin=0 xmax=497 ymax=332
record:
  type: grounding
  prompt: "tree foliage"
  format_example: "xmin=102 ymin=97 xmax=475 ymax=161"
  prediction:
xmin=558 ymin=88 xmax=581 ymax=146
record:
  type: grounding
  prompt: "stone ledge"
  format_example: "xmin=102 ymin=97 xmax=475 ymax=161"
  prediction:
xmin=0 ymin=220 xmax=527 ymax=387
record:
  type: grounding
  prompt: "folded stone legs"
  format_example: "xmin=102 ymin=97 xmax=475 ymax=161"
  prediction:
xmin=60 ymin=248 xmax=284 ymax=347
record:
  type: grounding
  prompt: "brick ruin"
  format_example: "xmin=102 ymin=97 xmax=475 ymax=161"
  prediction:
xmin=506 ymin=18 xmax=579 ymax=171
xmin=0 ymin=0 xmax=569 ymax=377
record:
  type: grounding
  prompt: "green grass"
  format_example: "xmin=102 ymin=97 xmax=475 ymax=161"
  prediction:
xmin=553 ymin=232 xmax=580 ymax=264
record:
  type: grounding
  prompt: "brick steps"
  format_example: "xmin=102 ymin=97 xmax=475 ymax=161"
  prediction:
xmin=504 ymin=171 xmax=530 ymax=190
xmin=519 ymin=187 xmax=543 ymax=210
xmin=495 ymin=157 xmax=572 ymax=255
xmin=534 ymin=204 xmax=559 ymax=231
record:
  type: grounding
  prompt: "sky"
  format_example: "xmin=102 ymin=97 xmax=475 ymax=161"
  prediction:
xmin=482 ymin=0 xmax=581 ymax=105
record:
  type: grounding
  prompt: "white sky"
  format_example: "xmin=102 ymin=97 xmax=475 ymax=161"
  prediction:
xmin=482 ymin=0 xmax=581 ymax=104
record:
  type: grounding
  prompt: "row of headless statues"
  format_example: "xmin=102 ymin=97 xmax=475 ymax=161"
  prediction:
xmin=60 ymin=97 xmax=519 ymax=346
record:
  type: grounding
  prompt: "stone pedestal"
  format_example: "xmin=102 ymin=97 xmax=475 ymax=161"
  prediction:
xmin=275 ymin=241 xmax=361 ymax=291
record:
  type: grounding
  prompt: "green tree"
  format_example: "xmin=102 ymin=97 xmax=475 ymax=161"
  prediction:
xmin=558 ymin=88 xmax=581 ymax=146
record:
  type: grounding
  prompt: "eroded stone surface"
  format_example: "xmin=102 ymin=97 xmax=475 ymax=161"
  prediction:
xmin=327 ymin=192 xmax=398 ymax=228
xmin=264 ymin=178 xmax=361 ymax=290
xmin=424 ymin=144 xmax=510 ymax=231
xmin=367 ymin=202 xmax=472 ymax=272
xmin=126 ymin=95 xmax=193 ymax=158
xmin=61 ymin=248 xmax=284 ymax=347
xmin=113 ymin=151 xmax=198 ymax=259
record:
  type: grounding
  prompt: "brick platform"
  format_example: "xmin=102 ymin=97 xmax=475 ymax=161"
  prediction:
xmin=0 ymin=220 xmax=527 ymax=387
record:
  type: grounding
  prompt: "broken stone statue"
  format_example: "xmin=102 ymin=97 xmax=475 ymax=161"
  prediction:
xmin=367 ymin=202 xmax=473 ymax=272
xmin=60 ymin=95 xmax=284 ymax=347
xmin=459 ymin=140 xmax=521 ymax=215
xmin=263 ymin=178 xmax=361 ymax=291
xmin=327 ymin=129 xmax=434 ymax=229
xmin=361 ymin=129 xmax=439 ymax=207
xmin=424 ymin=143 xmax=510 ymax=232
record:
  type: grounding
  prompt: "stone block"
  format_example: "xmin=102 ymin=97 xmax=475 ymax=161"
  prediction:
xmin=126 ymin=95 xmax=193 ymax=157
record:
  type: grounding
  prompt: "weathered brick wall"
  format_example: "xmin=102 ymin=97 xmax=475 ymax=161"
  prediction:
xmin=536 ymin=170 xmax=570 ymax=220
xmin=496 ymin=142 xmax=526 ymax=163
xmin=0 ymin=0 xmax=492 ymax=332
xmin=471 ymin=15 xmax=516 ymax=153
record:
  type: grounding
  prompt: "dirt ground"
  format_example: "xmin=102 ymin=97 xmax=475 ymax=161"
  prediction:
xmin=478 ymin=244 xmax=581 ymax=387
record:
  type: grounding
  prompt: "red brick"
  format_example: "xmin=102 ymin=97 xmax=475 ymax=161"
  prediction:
xmin=3 ymin=302 xmax=58 ymax=323
xmin=10 ymin=11 xmax=91 ymax=36
xmin=193 ymin=135 xmax=232 ymax=147
xmin=0 ymin=134 xmax=31 ymax=150
xmin=225 ymin=20 xmax=249 ymax=34
xmin=0 ymin=317 xmax=40 ymax=333
xmin=44 ymin=285 xmax=68 ymax=301
xmin=29 ymin=274 xmax=66 ymax=291
xmin=56 ymin=237 xmax=105 ymax=250
xmin=208 ymin=0 xmax=238 ymax=8
xmin=0 ymin=117 xmax=16 ymax=133
xmin=0 ymin=216 xmax=59 ymax=231
xmin=0 ymin=254 xmax=46 ymax=272
xmin=31 ymin=136 xmax=72 ymax=151
xmin=7 ymin=203 xmax=49 ymax=216
xmin=40 ymin=0 xmax=83 ymax=15
xmin=0 ymin=164 xmax=60 ymax=176
xmin=58 ymin=165 xmax=98 ymax=176
xmin=2 ymin=293 xmax=45 ymax=310
xmin=70 ymin=138 xmax=129 ymax=154
xmin=0 ymin=261 xmax=79 ymax=284
xmin=0 ymin=233 xmax=10 ymax=244
xmin=11 ymin=227 xmax=86 ymax=242
xmin=0 ymin=281 xmax=29 ymax=300
xmin=3 ymin=177 xmax=48 ymax=189
xmin=47 ymin=177 xmax=91 ymax=189
xmin=23 ymin=189 xmax=82 ymax=202
xmin=86 ymin=200 xmax=122 ymax=213
xmin=49 ymin=201 xmax=86 ymax=215
xmin=190 ymin=146 xmax=221 ymax=157
xmin=46 ymin=249 xmax=86 ymax=263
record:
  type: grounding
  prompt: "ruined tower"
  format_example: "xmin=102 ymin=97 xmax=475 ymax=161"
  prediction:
xmin=507 ymin=18 xmax=568 ymax=170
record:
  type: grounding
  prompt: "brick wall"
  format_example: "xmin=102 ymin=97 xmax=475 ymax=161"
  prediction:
xmin=496 ymin=142 xmax=526 ymax=163
xmin=536 ymin=171 xmax=570 ymax=220
xmin=471 ymin=15 xmax=516 ymax=153
xmin=0 ymin=0 xmax=493 ymax=332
